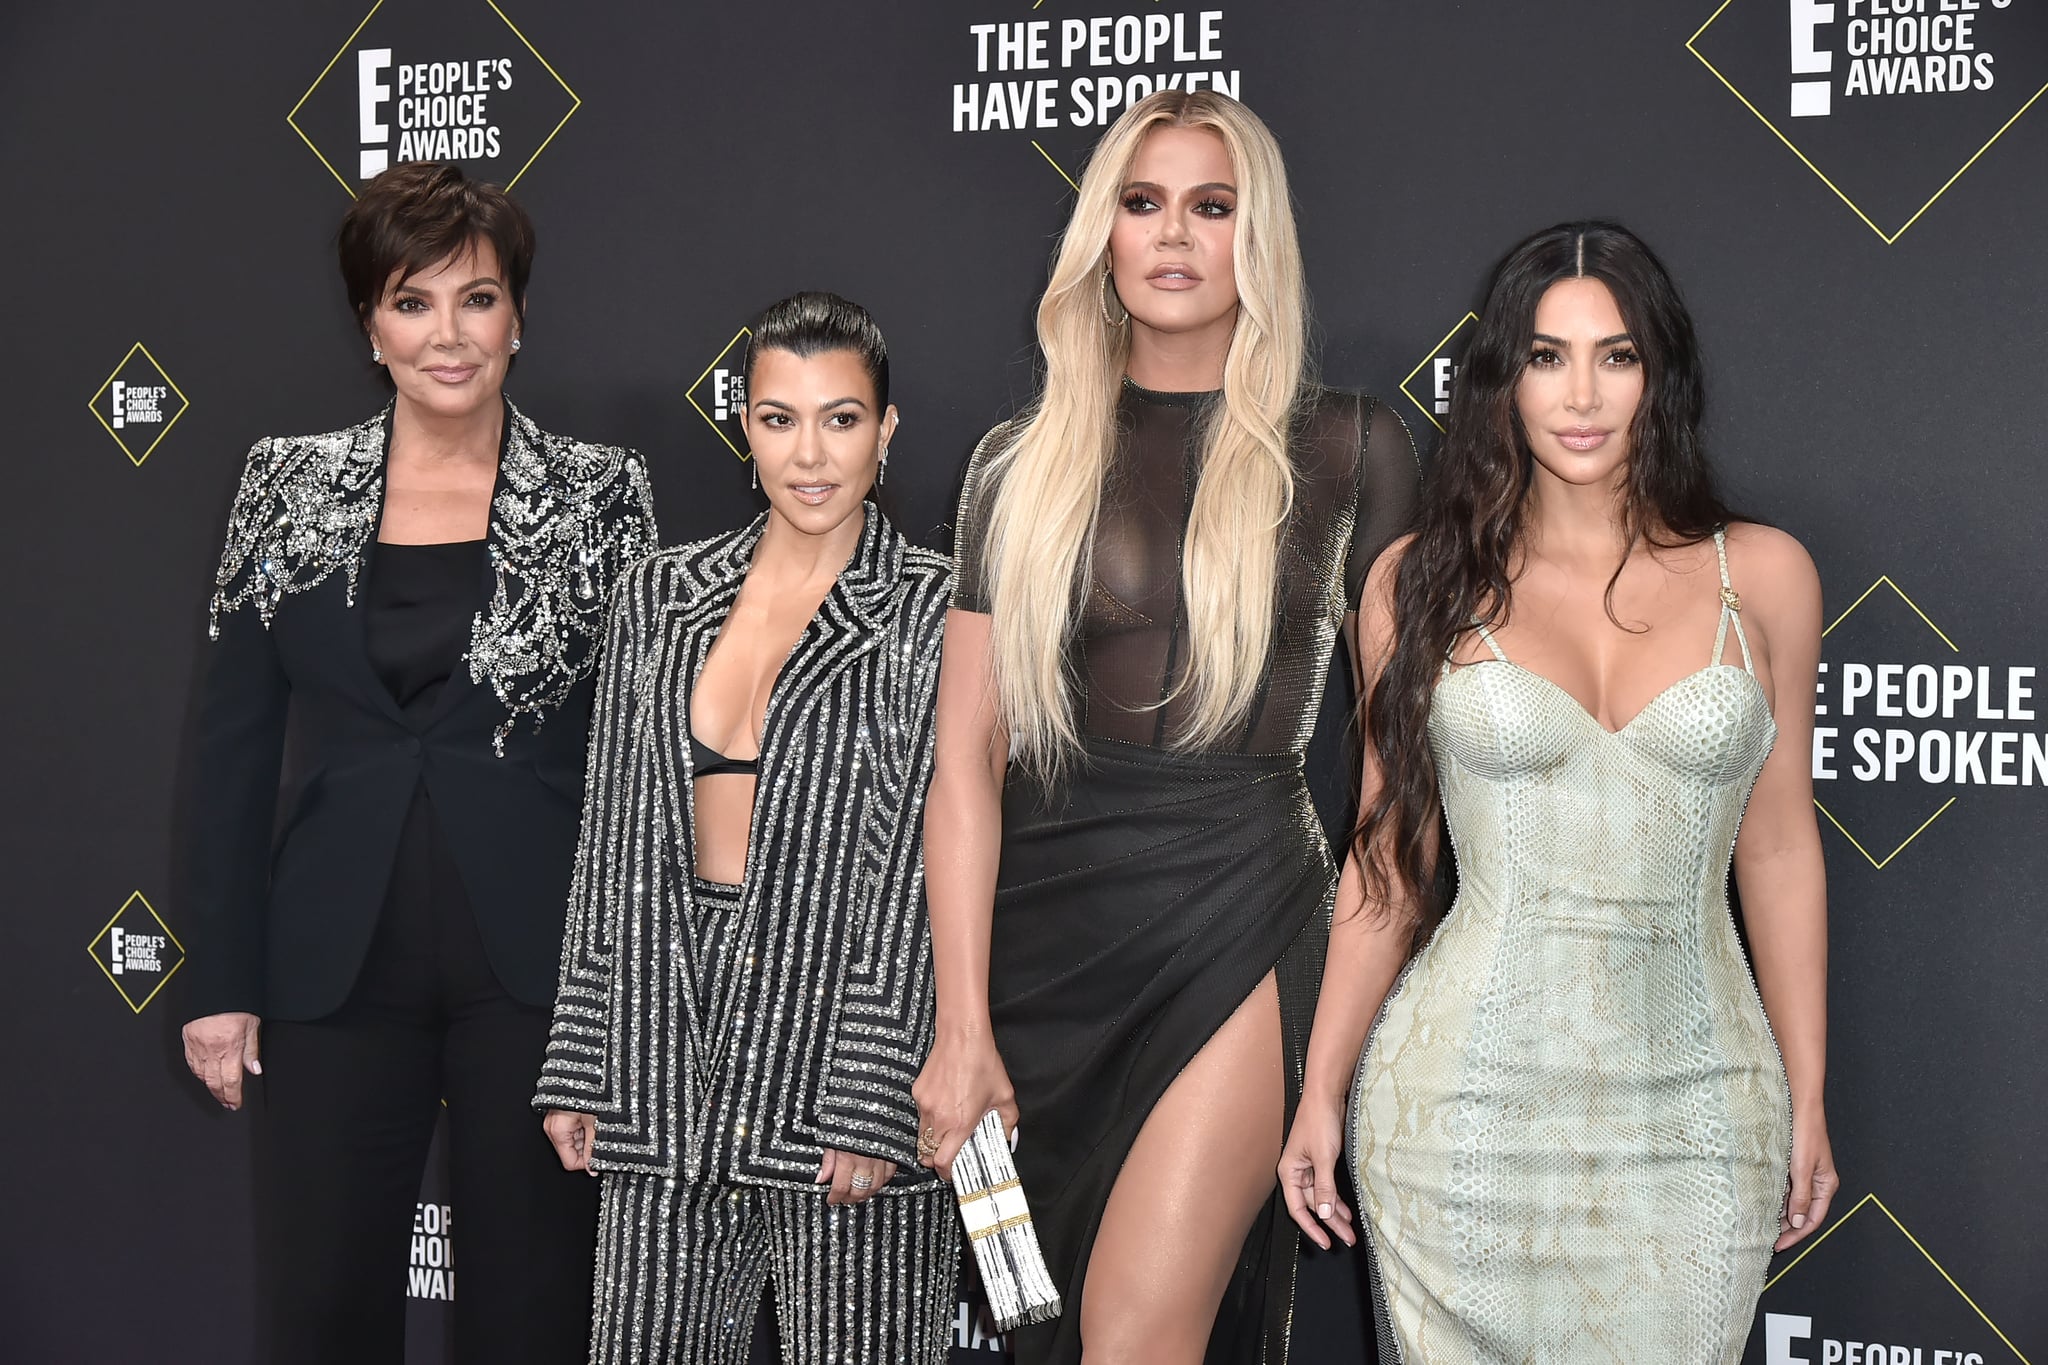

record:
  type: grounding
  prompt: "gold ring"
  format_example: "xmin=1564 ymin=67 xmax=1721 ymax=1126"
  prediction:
xmin=849 ymin=1173 xmax=875 ymax=1190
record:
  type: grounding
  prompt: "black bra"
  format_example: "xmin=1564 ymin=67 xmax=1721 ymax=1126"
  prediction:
xmin=690 ymin=731 xmax=760 ymax=779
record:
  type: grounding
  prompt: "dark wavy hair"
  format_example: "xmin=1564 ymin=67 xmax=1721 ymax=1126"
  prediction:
xmin=1356 ymin=221 xmax=1735 ymax=933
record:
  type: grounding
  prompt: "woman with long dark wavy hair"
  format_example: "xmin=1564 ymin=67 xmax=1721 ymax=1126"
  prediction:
xmin=1278 ymin=221 xmax=1837 ymax=1362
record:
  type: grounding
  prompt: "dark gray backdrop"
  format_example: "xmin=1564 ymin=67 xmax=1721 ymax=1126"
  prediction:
xmin=5 ymin=2 xmax=2044 ymax=1362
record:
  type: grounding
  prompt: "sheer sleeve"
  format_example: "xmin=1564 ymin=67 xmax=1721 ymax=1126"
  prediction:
xmin=950 ymin=421 xmax=1017 ymax=615
xmin=1345 ymin=397 xmax=1421 ymax=610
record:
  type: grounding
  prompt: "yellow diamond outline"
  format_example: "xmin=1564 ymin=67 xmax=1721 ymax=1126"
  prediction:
xmin=1399 ymin=313 xmax=1479 ymax=434
xmin=85 ymin=891 xmax=187 ymax=1016
xmin=1032 ymin=140 xmax=1079 ymax=190
xmin=685 ymin=327 xmax=755 ymax=462
xmin=87 ymin=342 xmax=192 ymax=468
xmin=1688 ymin=0 xmax=2048 ymax=245
xmin=1765 ymin=1192 xmax=2032 ymax=1363
xmin=285 ymin=0 xmax=583 ymax=200
xmin=1814 ymin=574 xmax=1963 ymax=870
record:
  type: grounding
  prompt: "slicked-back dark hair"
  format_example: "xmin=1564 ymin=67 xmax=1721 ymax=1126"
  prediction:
xmin=337 ymin=161 xmax=535 ymax=331
xmin=1356 ymin=221 xmax=1735 ymax=937
xmin=743 ymin=291 xmax=890 ymax=410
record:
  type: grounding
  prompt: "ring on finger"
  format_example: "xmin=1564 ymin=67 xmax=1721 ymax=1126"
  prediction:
xmin=848 ymin=1173 xmax=875 ymax=1191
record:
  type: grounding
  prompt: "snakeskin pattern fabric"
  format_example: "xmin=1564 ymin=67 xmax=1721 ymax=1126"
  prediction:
xmin=1351 ymin=531 xmax=1792 ymax=1364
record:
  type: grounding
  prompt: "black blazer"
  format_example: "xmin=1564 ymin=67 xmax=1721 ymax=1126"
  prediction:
xmin=181 ymin=400 xmax=657 ymax=1021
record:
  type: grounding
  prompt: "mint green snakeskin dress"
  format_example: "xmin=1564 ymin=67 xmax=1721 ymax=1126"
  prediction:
xmin=1350 ymin=531 xmax=1792 ymax=1364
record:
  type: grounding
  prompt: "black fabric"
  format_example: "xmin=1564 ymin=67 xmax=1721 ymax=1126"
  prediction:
xmin=953 ymin=384 xmax=1417 ymax=754
xmin=178 ymin=416 xmax=645 ymax=1022
xmin=364 ymin=539 xmax=487 ymax=717
xmin=257 ymin=789 xmax=598 ymax=1365
xmin=689 ymin=729 xmax=760 ymax=778
xmin=989 ymin=740 xmax=1334 ymax=1365
xmin=955 ymin=384 xmax=1419 ymax=1363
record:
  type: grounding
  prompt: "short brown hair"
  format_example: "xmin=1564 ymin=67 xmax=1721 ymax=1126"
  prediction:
xmin=337 ymin=161 xmax=535 ymax=331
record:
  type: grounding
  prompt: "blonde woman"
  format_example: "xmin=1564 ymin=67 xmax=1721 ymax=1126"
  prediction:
xmin=913 ymin=92 xmax=1417 ymax=1364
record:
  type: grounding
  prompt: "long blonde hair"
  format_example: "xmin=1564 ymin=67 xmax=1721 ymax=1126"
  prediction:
xmin=980 ymin=91 xmax=1309 ymax=777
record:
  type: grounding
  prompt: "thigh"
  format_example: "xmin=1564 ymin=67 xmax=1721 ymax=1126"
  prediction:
xmin=259 ymin=1013 xmax=443 ymax=1365
xmin=592 ymin=1176 xmax=772 ymax=1365
xmin=761 ymin=1187 xmax=961 ymax=1365
xmin=442 ymin=990 xmax=601 ymax=1365
xmin=1078 ymin=972 xmax=1283 ymax=1365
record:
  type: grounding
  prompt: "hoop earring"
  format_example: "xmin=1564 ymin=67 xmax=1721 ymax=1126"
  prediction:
xmin=1099 ymin=261 xmax=1129 ymax=328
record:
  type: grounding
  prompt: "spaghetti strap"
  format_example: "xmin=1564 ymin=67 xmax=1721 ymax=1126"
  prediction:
xmin=1711 ymin=529 xmax=1756 ymax=675
xmin=1473 ymin=619 xmax=1510 ymax=664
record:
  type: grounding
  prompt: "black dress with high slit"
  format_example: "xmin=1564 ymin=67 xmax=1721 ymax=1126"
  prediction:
xmin=952 ymin=380 xmax=1418 ymax=1364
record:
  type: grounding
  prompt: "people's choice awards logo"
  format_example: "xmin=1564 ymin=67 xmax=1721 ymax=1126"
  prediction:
xmin=89 ymin=343 xmax=190 ymax=467
xmin=287 ymin=0 xmax=579 ymax=197
xmin=1811 ymin=576 xmax=2042 ymax=869
xmin=1745 ymin=1194 xmax=2026 ymax=1363
xmin=86 ymin=892 xmax=185 ymax=1014
xmin=949 ymin=6 xmax=1243 ymax=187
xmin=409 ymin=1201 xmax=456 ymax=1300
xmin=1689 ymin=0 xmax=2048 ymax=241
xmin=687 ymin=327 xmax=754 ymax=465
xmin=1398 ymin=312 xmax=1478 ymax=434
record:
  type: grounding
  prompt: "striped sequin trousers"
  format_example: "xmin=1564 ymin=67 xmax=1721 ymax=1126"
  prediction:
xmin=588 ymin=878 xmax=960 ymax=1365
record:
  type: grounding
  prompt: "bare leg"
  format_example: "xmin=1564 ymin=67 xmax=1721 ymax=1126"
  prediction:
xmin=1077 ymin=971 xmax=1284 ymax=1365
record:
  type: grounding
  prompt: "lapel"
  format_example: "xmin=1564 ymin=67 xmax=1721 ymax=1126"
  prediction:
xmin=336 ymin=408 xmax=411 ymax=729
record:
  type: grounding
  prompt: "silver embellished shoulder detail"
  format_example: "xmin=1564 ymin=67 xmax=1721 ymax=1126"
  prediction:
xmin=207 ymin=401 xmax=658 ymax=754
xmin=466 ymin=404 xmax=658 ymax=753
xmin=209 ymin=414 xmax=386 ymax=630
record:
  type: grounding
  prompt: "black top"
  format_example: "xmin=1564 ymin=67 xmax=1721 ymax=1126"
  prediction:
xmin=689 ymin=731 xmax=760 ymax=778
xmin=954 ymin=382 xmax=1419 ymax=755
xmin=364 ymin=540 xmax=487 ymax=717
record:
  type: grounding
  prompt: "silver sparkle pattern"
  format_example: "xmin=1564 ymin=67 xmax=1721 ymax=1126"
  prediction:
xmin=535 ymin=509 xmax=952 ymax=1192
xmin=207 ymin=400 xmax=657 ymax=754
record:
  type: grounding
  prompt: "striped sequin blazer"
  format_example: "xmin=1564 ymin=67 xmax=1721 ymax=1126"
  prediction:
xmin=535 ymin=507 xmax=951 ymax=1190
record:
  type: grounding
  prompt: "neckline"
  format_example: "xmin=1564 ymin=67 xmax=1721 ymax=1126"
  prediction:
xmin=374 ymin=537 xmax=487 ymax=549
xmin=1449 ymin=658 xmax=1768 ymax=737
xmin=1122 ymin=376 xmax=1218 ymax=408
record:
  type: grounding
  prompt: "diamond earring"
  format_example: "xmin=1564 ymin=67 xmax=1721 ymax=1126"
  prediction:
xmin=371 ymin=346 xmax=383 ymax=363
xmin=878 ymin=445 xmax=889 ymax=486
xmin=510 ymin=337 xmax=522 ymax=353
xmin=750 ymin=459 xmax=758 ymax=491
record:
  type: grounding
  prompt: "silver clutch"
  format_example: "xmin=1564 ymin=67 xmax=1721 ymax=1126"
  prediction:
xmin=948 ymin=1110 xmax=1063 ymax=1332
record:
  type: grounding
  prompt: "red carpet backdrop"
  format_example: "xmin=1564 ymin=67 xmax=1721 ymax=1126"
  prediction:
xmin=5 ymin=1 xmax=2044 ymax=1361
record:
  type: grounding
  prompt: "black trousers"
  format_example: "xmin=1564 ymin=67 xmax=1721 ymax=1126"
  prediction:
xmin=257 ymin=789 xmax=597 ymax=1365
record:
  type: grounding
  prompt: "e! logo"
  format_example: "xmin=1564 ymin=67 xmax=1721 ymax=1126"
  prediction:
xmin=1790 ymin=0 xmax=1836 ymax=116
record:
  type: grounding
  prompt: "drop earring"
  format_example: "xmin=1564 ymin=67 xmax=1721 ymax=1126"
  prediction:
xmin=750 ymin=459 xmax=758 ymax=491
xmin=877 ymin=445 xmax=889 ymax=486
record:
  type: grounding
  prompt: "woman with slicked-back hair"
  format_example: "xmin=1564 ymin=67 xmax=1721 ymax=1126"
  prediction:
xmin=915 ymin=91 xmax=1418 ymax=1364
xmin=179 ymin=160 xmax=656 ymax=1364
xmin=537 ymin=292 xmax=961 ymax=1365
xmin=1282 ymin=222 xmax=1837 ymax=1362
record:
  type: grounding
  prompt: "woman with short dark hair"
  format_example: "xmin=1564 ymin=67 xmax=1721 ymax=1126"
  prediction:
xmin=1281 ymin=221 xmax=1837 ymax=1362
xmin=536 ymin=291 xmax=960 ymax=1365
xmin=179 ymin=159 xmax=656 ymax=1365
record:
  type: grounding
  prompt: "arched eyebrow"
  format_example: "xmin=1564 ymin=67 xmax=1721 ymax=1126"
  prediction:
xmin=1120 ymin=180 xmax=1238 ymax=197
xmin=752 ymin=396 xmax=871 ymax=414
xmin=1530 ymin=332 xmax=1634 ymax=349
xmin=393 ymin=276 xmax=503 ymax=296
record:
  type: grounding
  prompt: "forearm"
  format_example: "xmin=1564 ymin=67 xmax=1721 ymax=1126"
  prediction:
xmin=1302 ymin=852 xmax=1413 ymax=1108
xmin=922 ymin=760 xmax=1003 ymax=1033
xmin=1737 ymin=845 xmax=1829 ymax=1113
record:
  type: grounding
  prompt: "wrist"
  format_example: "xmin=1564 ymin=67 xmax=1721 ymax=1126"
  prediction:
xmin=934 ymin=1008 xmax=993 ymax=1041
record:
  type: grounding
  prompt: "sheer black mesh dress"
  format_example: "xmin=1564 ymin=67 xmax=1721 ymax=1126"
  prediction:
xmin=952 ymin=380 xmax=1418 ymax=1364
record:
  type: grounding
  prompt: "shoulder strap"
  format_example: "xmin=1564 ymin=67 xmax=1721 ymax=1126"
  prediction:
xmin=1711 ymin=529 xmax=1756 ymax=674
xmin=1471 ymin=619 xmax=1509 ymax=664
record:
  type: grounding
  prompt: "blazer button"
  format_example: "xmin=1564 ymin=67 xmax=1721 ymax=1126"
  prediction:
xmin=401 ymin=737 xmax=422 ymax=757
